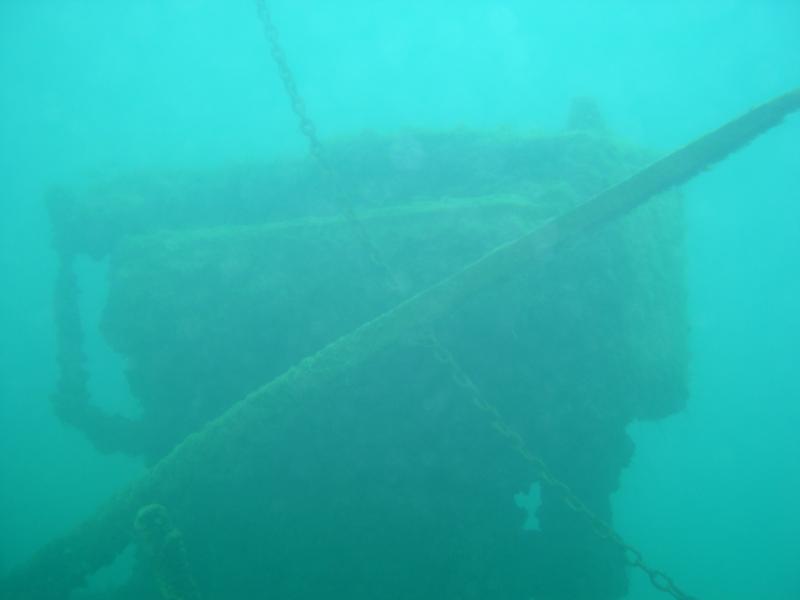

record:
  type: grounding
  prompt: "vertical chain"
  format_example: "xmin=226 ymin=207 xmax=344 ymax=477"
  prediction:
xmin=52 ymin=253 xmax=89 ymax=421
xmin=253 ymin=4 xmax=695 ymax=598
xmin=424 ymin=331 xmax=697 ymax=600
xmin=135 ymin=504 xmax=200 ymax=600
xmin=255 ymin=0 xmax=323 ymax=163
xmin=254 ymin=0 xmax=400 ymax=289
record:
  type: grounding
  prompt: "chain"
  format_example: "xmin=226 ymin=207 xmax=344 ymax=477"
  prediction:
xmin=253 ymin=4 xmax=694 ymax=597
xmin=135 ymin=504 xmax=200 ymax=600
xmin=254 ymin=0 xmax=399 ymax=286
xmin=51 ymin=252 xmax=142 ymax=454
xmin=255 ymin=0 xmax=323 ymax=163
xmin=423 ymin=332 xmax=697 ymax=600
xmin=52 ymin=253 xmax=90 ymax=421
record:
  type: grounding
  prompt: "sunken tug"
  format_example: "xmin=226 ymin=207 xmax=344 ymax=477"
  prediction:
xmin=6 ymin=87 xmax=797 ymax=600
xmin=47 ymin=113 xmax=686 ymax=600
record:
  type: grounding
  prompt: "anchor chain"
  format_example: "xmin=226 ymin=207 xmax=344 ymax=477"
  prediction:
xmin=255 ymin=0 xmax=323 ymax=163
xmin=425 ymin=332 xmax=697 ymax=600
xmin=254 ymin=0 xmax=398 ymax=286
xmin=135 ymin=504 xmax=200 ymax=600
xmin=253 ymin=3 xmax=696 ymax=598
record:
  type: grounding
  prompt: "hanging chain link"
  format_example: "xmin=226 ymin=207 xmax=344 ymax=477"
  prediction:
xmin=254 ymin=3 xmax=695 ymax=598
xmin=423 ymin=332 xmax=697 ymax=600
xmin=255 ymin=0 xmax=323 ymax=163
xmin=254 ymin=0 xmax=400 ymax=287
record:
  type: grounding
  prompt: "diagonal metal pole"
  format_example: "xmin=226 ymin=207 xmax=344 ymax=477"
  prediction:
xmin=2 ymin=88 xmax=798 ymax=600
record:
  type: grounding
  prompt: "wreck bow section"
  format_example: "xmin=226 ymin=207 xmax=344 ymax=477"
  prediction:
xmin=45 ymin=128 xmax=688 ymax=599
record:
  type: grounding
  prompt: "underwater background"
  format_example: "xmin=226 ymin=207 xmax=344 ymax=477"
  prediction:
xmin=0 ymin=1 xmax=798 ymax=598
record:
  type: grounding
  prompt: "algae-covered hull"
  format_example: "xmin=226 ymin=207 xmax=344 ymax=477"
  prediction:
xmin=46 ymin=129 xmax=687 ymax=599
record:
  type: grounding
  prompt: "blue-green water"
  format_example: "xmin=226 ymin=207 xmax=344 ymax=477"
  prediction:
xmin=1 ymin=2 xmax=798 ymax=598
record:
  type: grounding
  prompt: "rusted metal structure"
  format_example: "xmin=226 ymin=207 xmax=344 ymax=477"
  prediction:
xmin=3 ymin=88 xmax=798 ymax=600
